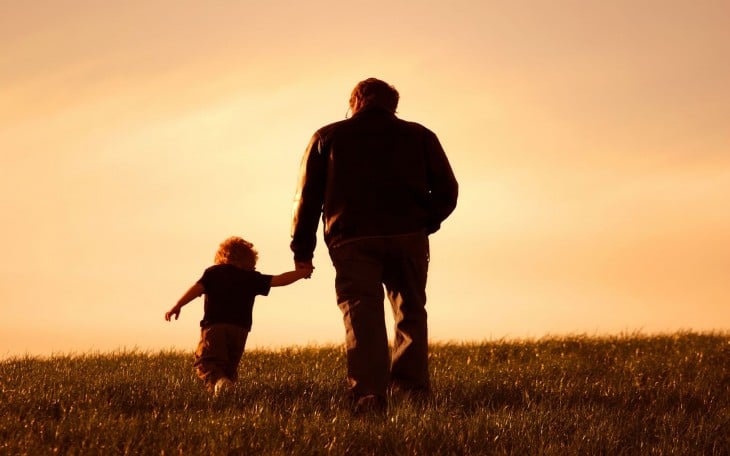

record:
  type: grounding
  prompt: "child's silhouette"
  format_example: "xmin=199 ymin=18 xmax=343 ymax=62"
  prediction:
xmin=165 ymin=236 xmax=312 ymax=395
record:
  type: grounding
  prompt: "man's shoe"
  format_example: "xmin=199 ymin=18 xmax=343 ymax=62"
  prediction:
xmin=390 ymin=382 xmax=432 ymax=405
xmin=402 ymin=388 xmax=432 ymax=405
xmin=353 ymin=394 xmax=387 ymax=416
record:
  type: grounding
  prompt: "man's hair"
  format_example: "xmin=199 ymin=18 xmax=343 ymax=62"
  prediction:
xmin=214 ymin=236 xmax=258 ymax=269
xmin=349 ymin=78 xmax=399 ymax=113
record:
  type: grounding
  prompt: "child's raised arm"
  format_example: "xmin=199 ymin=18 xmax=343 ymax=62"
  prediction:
xmin=271 ymin=267 xmax=313 ymax=287
xmin=165 ymin=282 xmax=205 ymax=321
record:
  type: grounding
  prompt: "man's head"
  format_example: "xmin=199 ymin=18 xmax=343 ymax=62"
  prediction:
xmin=349 ymin=78 xmax=399 ymax=115
xmin=214 ymin=236 xmax=258 ymax=270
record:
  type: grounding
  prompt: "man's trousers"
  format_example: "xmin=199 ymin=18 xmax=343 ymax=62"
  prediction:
xmin=329 ymin=231 xmax=430 ymax=401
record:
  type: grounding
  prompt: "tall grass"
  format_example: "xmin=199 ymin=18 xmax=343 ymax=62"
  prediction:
xmin=1 ymin=332 xmax=727 ymax=455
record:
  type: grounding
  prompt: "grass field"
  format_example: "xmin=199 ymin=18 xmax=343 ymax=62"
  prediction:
xmin=1 ymin=332 xmax=727 ymax=455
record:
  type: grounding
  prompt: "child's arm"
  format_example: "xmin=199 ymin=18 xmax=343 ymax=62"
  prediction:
xmin=165 ymin=282 xmax=205 ymax=321
xmin=270 ymin=268 xmax=313 ymax=287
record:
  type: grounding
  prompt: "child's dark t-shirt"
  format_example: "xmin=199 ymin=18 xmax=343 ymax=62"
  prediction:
xmin=197 ymin=264 xmax=273 ymax=330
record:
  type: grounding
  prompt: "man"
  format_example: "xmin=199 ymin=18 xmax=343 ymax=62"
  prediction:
xmin=291 ymin=78 xmax=458 ymax=414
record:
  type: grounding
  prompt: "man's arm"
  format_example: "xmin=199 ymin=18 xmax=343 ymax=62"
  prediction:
xmin=291 ymin=132 xmax=327 ymax=262
xmin=165 ymin=282 xmax=204 ymax=321
xmin=424 ymin=130 xmax=458 ymax=234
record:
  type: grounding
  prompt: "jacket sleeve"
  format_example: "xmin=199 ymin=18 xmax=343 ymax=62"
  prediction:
xmin=424 ymin=130 xmax=458 ymax=234
xmin=290 ymin=132 xmax=327 ymax=261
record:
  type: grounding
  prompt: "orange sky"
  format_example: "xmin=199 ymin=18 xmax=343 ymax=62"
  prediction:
xmin=2 ymin=1 xmax=729 ymax=357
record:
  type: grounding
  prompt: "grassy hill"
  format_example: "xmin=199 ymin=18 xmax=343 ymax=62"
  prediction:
xmin=1 ymin=332 xmax=727 ymax=455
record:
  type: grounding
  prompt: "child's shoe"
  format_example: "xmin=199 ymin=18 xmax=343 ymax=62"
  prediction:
xmin=214 ymin=377 xmax=234 ymax=397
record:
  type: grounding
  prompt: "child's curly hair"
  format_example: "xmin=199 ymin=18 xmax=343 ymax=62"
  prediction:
xmin=214 ymin=236 xmax=258 ymax=270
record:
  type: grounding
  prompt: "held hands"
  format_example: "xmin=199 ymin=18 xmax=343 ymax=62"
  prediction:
xmin=295 ymin=261 xmax=315 ymax=279
xmin=298 ymin=267 xmax=314 ymax=279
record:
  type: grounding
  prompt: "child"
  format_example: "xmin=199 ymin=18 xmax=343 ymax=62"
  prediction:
xmin=165 ymin=236 xmax=312 ymax=395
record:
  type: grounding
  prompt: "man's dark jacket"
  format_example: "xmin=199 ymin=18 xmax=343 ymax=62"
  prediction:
xmin=291 ymin=106 xmax=458 ymax=262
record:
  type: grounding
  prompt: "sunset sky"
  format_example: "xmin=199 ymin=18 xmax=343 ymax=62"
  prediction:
xmin=2 ymin=1 xmax=728 ymax=357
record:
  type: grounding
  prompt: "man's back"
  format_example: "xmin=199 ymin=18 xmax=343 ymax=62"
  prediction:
xmin=291 ymin=106 xmax=457 ymax=258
